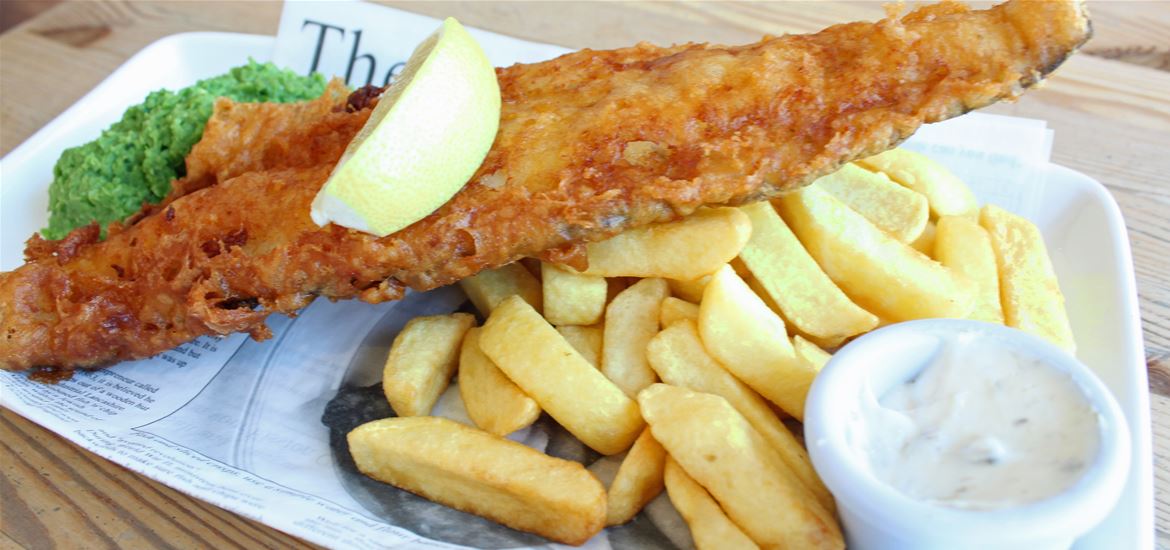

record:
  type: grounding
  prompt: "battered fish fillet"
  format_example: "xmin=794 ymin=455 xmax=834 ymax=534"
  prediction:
xmin=0 ymin=0 xmax=1090 ymax=372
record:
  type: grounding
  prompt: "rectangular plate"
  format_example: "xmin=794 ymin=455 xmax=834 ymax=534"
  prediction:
xmin=0 ymin=32 xmax=1152 ymax=549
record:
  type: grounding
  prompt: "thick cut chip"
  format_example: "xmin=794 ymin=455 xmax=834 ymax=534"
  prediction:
xmin=667 ymin=275 xmax=711 ymax=303
xmin=382 ymin=313 xmax=475 ymax=417
xmin=660 ymin=297 xmax=700 ymax=328
xmin=776 ymin=186 xmax=974 ymax=321
xmin=480 ymin=295 xmax=643 ymax=454
xmin=646 ymin=321 xmax=834 ymax=512
xmin=736 ymin=201 xmax=878 ymax=341
xmin=557 ymin=324 xmax=603 ymax=368
xmin=936 ymin=215 xmax=1005 ymax=324
xmin=910 ymin=219 xmax=937 ymax=255
xmin=606 ymin=428 xmax=667 ymax=526
xmin=814 ymin=163 xmax=929 ymax=243
xmin=566 ymin=208 xmax=751 ymax=280
xmin=736 ymin=269 xmax=850 ymax=349
xmin=348 ymin=417 xmax=606 ymax=545
xmin=980 ymin=205 xmax=1075 ymax=352
xmin=542 ymin=262 xmax=607 ymax=325
xmin=664 ymin=456 xmax=759 ymax=550
xmin=602 ymin=278 xmax=669 ymax=397
xmin=458 ymin=327 xmax=541 ymax=436
xmin=638 ymin=384 xmax=843 ymax=549
xmin=460 ymin=263 xmax=542 ymax=315
xmin=698 ymin=266 xmax=814 ymax=420
xmin=792 ymin=336 xmax=832 ymax=371
xmin=857 ymin=148 xmax=978 ymax=218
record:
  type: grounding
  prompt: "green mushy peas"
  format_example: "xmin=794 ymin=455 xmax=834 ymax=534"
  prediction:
xmin=44 ymin=61 xmax=328 ymax=240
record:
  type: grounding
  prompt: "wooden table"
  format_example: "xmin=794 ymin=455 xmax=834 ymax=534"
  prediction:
xmin=2 ymin=1 xmax=1168 ymax=548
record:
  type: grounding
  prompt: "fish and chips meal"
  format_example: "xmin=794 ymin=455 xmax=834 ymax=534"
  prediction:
xmin=0 ymin=0 xmax=1091 ymax=546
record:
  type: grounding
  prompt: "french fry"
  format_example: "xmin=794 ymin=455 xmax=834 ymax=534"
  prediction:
xmin=659 ymin=297 xmax=700 ymax=328
xmin=565 ymin=207 xmax=751 ymax=280
xmin=936 ymin=215 xmax=1005 ymax=324
xmin=980 ymin=205 xmax=1076 ymax=352
xmin=382 ymin=313 xmax=475 ymax=417
xmin=814 ymin=163 xmax=929 ymax=243
xmin=606 ymin=428 xmax=667 ymax=526
xmin=458 ymin=328 xmax=541 ymax=436
xmin=776 ymin=186 xmax=975 ymax=321
xmin=348 ymin=417 xmax=606 ymax=545
xmin=664 ymin=456 xmax=760 ymax=550
xmin=667 ymin=274 xmax=711 ymax=303
xmin=541 ymin=262 xmax=607 ymax=325
xmin=557 ymin=324 xmax=603 ymax=369
xmin=602 ymin=278 xmax=668 ymax=397
xmin=857 ymin=148 xmax=978 ymax=218
xmin=646 ymin=321 xmax=835 ymax=513
xmin=460 ymin=263 xmax=542 ymax=315
xmin=792 ymin=336 xmax=832 ymax=371
xmin=480 ymin=295 xmax=643 ymax=454
xmin=909 ymin=219 xmax=937 ymax=256
xmin=698 ymin=265 xmax=815 ymax=420
xmin=736 ymin=201 xmax=878 ymax=341
xmin=638 ymin=384 xmax=842 ymax=549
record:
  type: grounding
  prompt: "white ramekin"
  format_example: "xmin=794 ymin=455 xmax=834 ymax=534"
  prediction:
xmin=804 ymin=319 xmax=1130 ymax=550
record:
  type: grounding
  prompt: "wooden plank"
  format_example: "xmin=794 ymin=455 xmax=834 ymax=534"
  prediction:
xmin=0 ymin=408 xmax=318 ymax=549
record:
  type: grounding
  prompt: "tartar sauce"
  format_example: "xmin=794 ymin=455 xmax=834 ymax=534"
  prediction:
xmin=858 ymin=331 xmax=1101 ymax=510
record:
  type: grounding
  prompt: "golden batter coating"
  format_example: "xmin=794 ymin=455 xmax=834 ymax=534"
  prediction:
xmin=0 ymin=0 xmax=1091 ymax=372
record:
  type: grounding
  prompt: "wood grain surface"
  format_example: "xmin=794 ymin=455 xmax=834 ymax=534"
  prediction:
xmin=1 ymin=1 xmax=1168 ymax=548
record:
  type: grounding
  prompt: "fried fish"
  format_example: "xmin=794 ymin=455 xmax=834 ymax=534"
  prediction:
xmin=0 ymin=0 xmax=1091 ymax=372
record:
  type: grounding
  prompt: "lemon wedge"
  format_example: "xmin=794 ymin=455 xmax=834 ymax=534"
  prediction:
xmin=311 ymin=17 xmax=500 ymax=236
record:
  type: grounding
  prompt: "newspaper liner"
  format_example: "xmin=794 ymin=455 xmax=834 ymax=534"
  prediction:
xmin=1 ymin=2 xmax=1055 ymax=548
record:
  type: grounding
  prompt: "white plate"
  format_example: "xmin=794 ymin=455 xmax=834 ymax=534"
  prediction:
xmin=0 ymin=32 xmax=1152 ymax=549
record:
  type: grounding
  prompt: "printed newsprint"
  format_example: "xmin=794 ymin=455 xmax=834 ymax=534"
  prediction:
xmin=2 ymin=1 xmax=1053 ymax=548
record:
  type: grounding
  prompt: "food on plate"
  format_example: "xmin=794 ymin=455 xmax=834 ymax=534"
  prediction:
xmin=541 ymin=262 xmax=607 ymax=325
xmin=856 ymin=327 xmax=1099 ymax=509
xmin=646 ymin=320 xmax=834 ymax=512
xmin=479 ymin=295 xmax=643 ymax=454
xmin=457 ymin=327 xmax=541 ymax=435
xmin=910 ymin=219 xmax=938 ymax=255
xmin=813 ymin=163 xmax=930 ymax=243
xmin=980 ymin=204 xmax=1076 ymax=352
xmin=381 ymin=313 xmax=475 ymax=417
xmin=776 ymin=185 xmax=976 ymax=321
xmin=699 ymin=265 xmax=816 ymax=420
xmin=347 ymin=416 xmax=606 ymax=545
xmin=736 ymin=201 xmax=879 ymax=342
xmin=43 ymin=61 xmax=326 ymax=240
xmin=601 ymin=278 xmax=669 ymax=397
xmin=857 ymin=148 xmax=979 ymax=218
xmin=563 ymin=208 xmax=752 ymax=280
xmin=664 ymin=456 xmax=760 ymax=550
xmin=459 ymin=263 xmax=543 ymax=315
xmin=1 ymin=0 xmax=1092 ymax=372
xmin=605 ymin=428 xmax=667 ymax=526
xmin=792 ymin=335 xmax=832 ymax=371
xmin=556 ymin=324 xmax=603 ymax=368
xmin=666 ymin=275 xmax=711 ymax=304
xmin=311 ymin=18 xmax=500 ymax=237
xmin=936 ymin=215 xmax=1006 ymax=324
xmin=637 ymin=384 xmax=843 ymax=549
xmin=659 ymin=296 xmax=700 ymax=328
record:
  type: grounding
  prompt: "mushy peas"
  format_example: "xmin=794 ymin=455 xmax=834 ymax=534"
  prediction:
xmin=44 ymin=61 xmax=327 ymax=240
